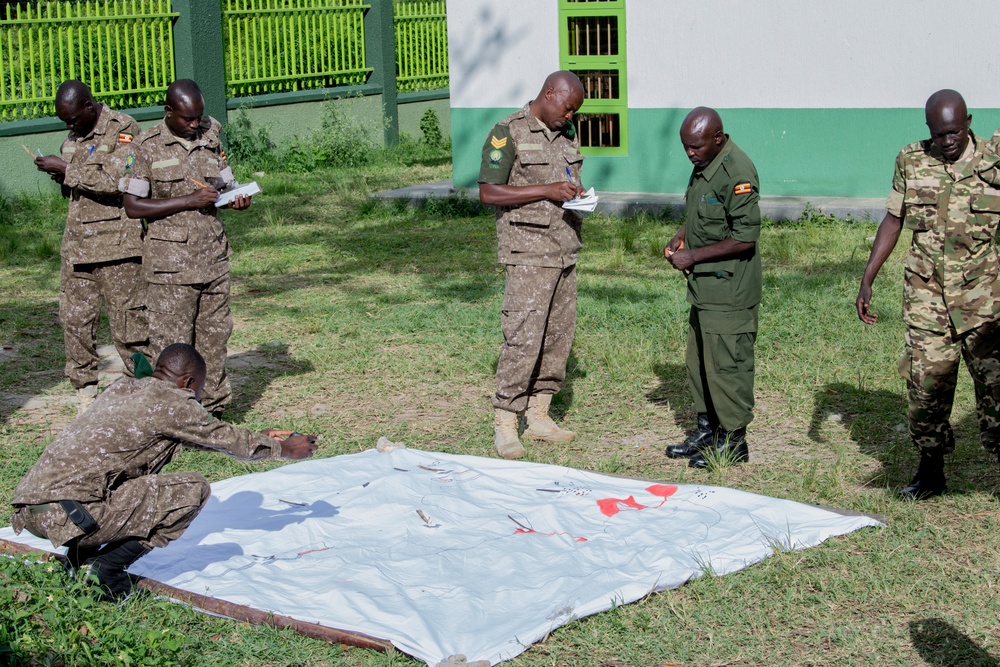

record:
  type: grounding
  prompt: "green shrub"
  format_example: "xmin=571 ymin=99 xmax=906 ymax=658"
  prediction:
xmin=419 ymin=108 xmax=443 ymax=147
xmin=224 ymin=108 xmax=277 ymax=172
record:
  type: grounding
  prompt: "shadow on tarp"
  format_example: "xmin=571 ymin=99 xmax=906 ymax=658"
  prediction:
xmin=145 ymin=491 xmax=338 ymax=581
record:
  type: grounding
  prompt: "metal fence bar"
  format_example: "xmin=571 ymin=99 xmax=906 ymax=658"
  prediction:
xmin=223 ymin=0 xmax=372 ymax=98
xmin=0 ymin=0 xmax=179 ymax=122
xmin=393 ymin=0 xmax=447 ymax=93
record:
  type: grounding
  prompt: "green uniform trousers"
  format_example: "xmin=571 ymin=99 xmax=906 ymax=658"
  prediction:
xmin=686 ymin=304 xmax=758 ymax=432
xmin=900 ymin=320 xmax=1000 ymax=453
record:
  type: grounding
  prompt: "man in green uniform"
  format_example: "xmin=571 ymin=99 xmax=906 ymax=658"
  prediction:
xmin=478 ymin=71 xmax=586 ymax=459
xmin=856 ymin=89 xmax=1000 ymax=500
xmin=33 ymin=80 xmax=148 ymax=413
xmin=121 ymin=79 xmax=252 ymax=417
xmin=664 ymin=107 xmax=762 ymax=469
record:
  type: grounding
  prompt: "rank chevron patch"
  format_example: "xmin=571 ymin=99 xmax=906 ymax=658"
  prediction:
xmin=490 ymin=135 xmax=507 ymax=149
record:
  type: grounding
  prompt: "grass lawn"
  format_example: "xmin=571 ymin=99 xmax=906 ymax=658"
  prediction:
xmin=1 ymin=158 xmax=998 ymax=667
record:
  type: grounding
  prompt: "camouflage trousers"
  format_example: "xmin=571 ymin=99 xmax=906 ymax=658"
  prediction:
xmin=12 ymin=472 xmax=210 ymax=549
xmin=900 ymin=321 xmax=1000 ymax=453
xmin=686 ymin=305 xmax=758 ymax=432
xmin=147 ymin=273 xmax=233 ymax=413
xmin=493 ymin=264 xmax=576 ymax=413
xmin=60 ymin=257 xmax=148 ymax=389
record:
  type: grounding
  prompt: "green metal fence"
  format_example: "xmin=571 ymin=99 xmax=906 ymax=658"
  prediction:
xmin=393 ymin=0 xmax=447 ymax=93
xmin=223 ymin=0 xmax=371 ymax=98
xmin=0 ymin=0 xmax=178 ymax=122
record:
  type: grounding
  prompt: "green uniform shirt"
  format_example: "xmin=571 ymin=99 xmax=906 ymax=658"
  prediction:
xmin=684 ymin=139 xmax=762 ymax=314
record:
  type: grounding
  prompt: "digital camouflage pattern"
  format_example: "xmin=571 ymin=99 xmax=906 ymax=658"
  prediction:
xmin=479 ymin=104 xmax=584 ymax=268
xmin=123 ymin=116 xmax=232 ymax=286
xmin=60 ymin=104 xmax=142 ymax=265
xmin=10 ymin=376 xmax=279 ymax=549
xmin=493 ymin=264 xmax=576 ymax=413
xmin=121 ymin=117 xmax=235 ymax=411
xmin=58 ymin=104 xmax=147 ymax=387
xmin=61 ymin=258 xmax=147 ymax=388
xmin=888 ymin=131 xmax=1000 ymax=452
xmin=682 ymin=139 xmax=762 ymax=432
xmin=145 ymin=276 xmax=233 ymax=414
xmin=479 ymin=104 xmax=584 ymax=413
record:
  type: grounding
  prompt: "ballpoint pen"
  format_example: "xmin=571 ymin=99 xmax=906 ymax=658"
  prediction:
xmin=565 ymin=166 xmax=573 ymax=183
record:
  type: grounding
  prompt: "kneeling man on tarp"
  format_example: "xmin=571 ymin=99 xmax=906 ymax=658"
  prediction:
xmin=9 ymin=343 xmax=318 ymax=600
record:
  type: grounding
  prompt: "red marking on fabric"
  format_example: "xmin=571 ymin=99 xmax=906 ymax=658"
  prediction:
xmin=597 ymin=495 xmax=647 ymax=517
xmin=598 ymin=485 xmax=678 ymax=516
xmin=513 ymin=528 xmax=588 ymax=543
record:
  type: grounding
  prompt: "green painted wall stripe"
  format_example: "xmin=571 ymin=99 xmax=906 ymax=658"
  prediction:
xmin=452 ymin=106 xmax=1000 ymax=198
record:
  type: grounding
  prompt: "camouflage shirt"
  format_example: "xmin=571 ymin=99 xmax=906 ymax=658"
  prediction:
xmin=59 ymin=104 xmax=143 ymax=264
xmin=120 ymin=117 xmax=234 ymax=285
xmin=886 ymin=130 xmax=1000 ymax=335
xmin=478 ymin=104 xmax=584 ymax=268
xmin=10 ymin=376 xmax=279 ymax=512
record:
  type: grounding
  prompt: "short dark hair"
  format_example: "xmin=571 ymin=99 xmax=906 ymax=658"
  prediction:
xmin=156 ymin=343 xmax=206 ymax=378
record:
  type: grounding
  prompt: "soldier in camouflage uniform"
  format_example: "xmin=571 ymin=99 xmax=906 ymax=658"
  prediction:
xmin=10 ymin=343 xmax=318 ymax=600
xmin=663 ymin=108 xmax=762 ymax=469
xmin=33 ymin=80 xmax=147 ymax=413
xmin=121 ymin=79 xmax=252 ymax=416
xmin=478 ymin=71 xmax=586 ymax=459
xmin=857 ymin=89 xmax=1000 ymax=500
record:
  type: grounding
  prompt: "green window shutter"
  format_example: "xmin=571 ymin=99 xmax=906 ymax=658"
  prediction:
xmin=558 ymin=0 xmax=627 ymax=156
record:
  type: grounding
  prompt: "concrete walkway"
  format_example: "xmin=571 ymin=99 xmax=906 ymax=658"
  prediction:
xmin=373 ymin=179 xmax=887 ymax=222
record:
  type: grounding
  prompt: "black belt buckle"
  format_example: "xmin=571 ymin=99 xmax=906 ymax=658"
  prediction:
xmin=59 ymin=500 xmax=99 ymax=535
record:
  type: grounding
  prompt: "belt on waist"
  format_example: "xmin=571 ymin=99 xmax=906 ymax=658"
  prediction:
xmin=21 ymin=501 xmax=99 ymax=535
xmin=26 ymin=503 xmax=58 ymax=515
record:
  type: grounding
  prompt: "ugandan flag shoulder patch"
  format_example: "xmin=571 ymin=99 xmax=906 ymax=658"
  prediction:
xmin=490 ymin=135 xmax=508 ymax=150
xmin=118 ymin=133 xmax=133 ymax=144
xmin=734 ymin=182 xmax=752 ymax=196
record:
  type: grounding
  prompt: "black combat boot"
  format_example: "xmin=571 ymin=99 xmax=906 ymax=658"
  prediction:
xmin=689 ymin=427 xmax=750 ymax=469
xmin=666 ymin=413 xmax=715 ymax=459
xmin=899 ymin=448 xmax=946 ymax=500
xmin=64 ymin=541 xmax=101 ymax=578
xmin=82 ymin=539 xmax=152 ymax=601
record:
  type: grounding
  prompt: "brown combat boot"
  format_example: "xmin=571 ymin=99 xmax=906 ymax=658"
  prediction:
xmin=524 ymin=394 xmax=575 ymax=444
xmin=494 ymin=409 xmax=524 ymax=459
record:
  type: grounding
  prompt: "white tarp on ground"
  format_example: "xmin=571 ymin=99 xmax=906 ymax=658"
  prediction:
xmin=2 ymin=448 xmax=882 ymax=665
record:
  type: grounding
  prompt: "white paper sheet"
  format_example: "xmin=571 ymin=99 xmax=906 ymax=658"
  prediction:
xmin=215 ymin=181 xmax=261 ymax=207
xmin=2 ymin=449 xmax=880 ymax=666
xmin=561 ymin=187 xmax=598 ymax=212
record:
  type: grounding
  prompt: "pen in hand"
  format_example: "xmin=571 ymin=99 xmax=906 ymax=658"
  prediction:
xmin=188 ymin=177 xmax=208 ymax=189
xmin=565 ymin=166 xmax=573 ymax=183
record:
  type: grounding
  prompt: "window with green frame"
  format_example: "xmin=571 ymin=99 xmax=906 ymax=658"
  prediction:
xmin=559 ymin=0 xmax=627 ymax=156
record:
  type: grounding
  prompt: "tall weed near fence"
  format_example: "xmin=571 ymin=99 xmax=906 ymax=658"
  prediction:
xmin=0 ymin=0 xmax=178 ymax=122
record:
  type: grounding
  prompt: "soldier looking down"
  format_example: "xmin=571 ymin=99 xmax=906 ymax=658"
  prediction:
xmin=121 ymin=79 xmax=251 ymax=417
xmin=9 ymin=343 xmax=318 ymax=601
xmin=33 ymin=80 xmax=148 ymax=413
xmin=856 ymin=89 xmax=1000 ymax=500
xmin=478 ymin=70 xmax=587 ymax=459
xmin=663 ymin=107 xmax=762 ymax=469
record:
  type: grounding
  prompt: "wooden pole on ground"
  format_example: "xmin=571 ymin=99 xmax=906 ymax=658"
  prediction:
xmin=0 ymin=537 xmax=393 ymax=653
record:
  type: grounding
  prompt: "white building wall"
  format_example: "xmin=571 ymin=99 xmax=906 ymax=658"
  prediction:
xmin=449 ymin=0 xmax=1000 ymax=110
